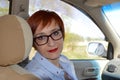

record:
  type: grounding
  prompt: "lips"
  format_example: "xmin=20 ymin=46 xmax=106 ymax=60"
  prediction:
xmin=48 ymin=48 xmax=58 ymax=53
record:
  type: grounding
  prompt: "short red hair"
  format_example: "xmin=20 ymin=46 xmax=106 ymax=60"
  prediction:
xmin=27 ymin=10 xmax=65 ymax=39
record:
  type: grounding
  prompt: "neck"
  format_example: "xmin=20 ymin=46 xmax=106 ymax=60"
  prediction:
xmin=47 ymin=58 xmax=60 ymax=67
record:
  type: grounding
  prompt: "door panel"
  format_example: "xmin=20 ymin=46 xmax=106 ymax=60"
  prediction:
xmin=72 ymin=60 xmax=109 ymax=80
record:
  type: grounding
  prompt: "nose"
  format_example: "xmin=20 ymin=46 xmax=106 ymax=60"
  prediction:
xmin=47 ymin=37 xmax=55 ymax=46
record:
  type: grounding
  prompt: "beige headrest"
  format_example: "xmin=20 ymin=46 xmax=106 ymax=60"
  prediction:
xmin=0 ymin=15 xmax=33 ymax=66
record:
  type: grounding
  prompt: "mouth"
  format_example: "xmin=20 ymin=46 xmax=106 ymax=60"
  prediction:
xmin=48 ymin=48 xmax=58 ymax=53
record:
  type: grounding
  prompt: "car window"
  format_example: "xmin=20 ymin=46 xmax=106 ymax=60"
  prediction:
xmin=0 ymin=0 xmax=109 ymax=60
xmin=29 ymin=0 xmax=108 ymax=60
xmin=102 ymin=2 xmax=120 ymax=37
xmin=0 ymin=0 xmax=9 ymax=16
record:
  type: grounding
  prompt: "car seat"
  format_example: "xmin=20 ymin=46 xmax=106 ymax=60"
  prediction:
xmin=0 ymin=15 xmax=39 ymax=80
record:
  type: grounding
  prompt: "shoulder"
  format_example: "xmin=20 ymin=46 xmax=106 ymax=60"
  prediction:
xmin=59 ymin=54 xmax=73 ymax=66
xmin=60 ymin=55 xmax=69 ymax=61
xmin=24 ymin=53 xmax=40 ymax=70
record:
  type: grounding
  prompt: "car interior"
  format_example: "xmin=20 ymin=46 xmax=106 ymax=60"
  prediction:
xmin=0 ymin=0 xmax=120 ymax=80
xmin=0 ymin=15 xmax=39 ymax=80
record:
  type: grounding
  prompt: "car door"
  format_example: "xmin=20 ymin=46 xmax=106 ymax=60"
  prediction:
xmin=100 ymin=2 xmax=120 ymax=80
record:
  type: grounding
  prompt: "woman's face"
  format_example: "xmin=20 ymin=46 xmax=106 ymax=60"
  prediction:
xmin=34 ymin=20 xmax=63 ymax=60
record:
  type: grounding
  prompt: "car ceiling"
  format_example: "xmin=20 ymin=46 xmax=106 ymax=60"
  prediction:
xmin=62 ymin=0 xmax=120 ymax=21
xmin=83 ymin=0 xmax=120 ymax=7
xmin=62 ymin=0 xmax=120 ymax=7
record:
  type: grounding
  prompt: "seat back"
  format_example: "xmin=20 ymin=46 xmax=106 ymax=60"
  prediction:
xmin=0 ymin=15 xmax=39 ymax=80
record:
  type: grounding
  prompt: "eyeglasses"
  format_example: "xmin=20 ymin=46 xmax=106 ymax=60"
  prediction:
xmin=34 ymin=29 xmax=63 ymax=46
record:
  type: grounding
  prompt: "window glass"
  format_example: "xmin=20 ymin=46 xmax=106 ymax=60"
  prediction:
xmin=102 ymin=2 xmax=120 ymax=37
xmin=29 ymin=0 xmax=108 ymax=60
xmin=0 ymin=0 xmax=9 ymax=16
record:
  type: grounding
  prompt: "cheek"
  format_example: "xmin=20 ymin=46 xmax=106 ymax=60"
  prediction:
xmin=35 ymin=45 xmax=46 ymax=54
xmin=58 ymin=39 xmax=64 ymax=51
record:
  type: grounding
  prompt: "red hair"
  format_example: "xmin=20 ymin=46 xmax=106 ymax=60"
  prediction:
xmin=27 ymin=10 xmax=65 ymax=39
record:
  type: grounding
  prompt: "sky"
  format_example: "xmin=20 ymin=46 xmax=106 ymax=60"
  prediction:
xmin=102 ymin=2 xmax=120 ymax=37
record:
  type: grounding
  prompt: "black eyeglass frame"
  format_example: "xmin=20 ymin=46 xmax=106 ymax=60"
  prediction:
xmin=33 ymin=29 xmax=63 ymax=46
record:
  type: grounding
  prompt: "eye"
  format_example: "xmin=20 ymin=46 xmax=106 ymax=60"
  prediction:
xmin=37 ymin=36 xmax=46 ymax=40
xmin=53 ymin=30 xmax=60 ymax=36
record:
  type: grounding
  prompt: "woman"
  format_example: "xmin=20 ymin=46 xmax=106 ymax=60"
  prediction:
xmin=25 ymin=10 xmax=78 ymax=80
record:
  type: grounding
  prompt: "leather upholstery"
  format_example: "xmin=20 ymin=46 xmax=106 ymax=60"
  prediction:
xmin=0 ymin=15 xmax=39 ymax=80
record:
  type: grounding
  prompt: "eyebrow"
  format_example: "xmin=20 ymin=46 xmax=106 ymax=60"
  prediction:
xmin=34 ymin=27 xmax=60 ymax=37
xmin=50 ymin=28 xmax=60 ymax=33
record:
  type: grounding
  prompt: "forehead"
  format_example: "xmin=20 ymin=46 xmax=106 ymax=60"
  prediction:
xmin=37 ymin=19 xmax=58 ymax=30
xmin=35 ymin=20 xmax=59 ymax=35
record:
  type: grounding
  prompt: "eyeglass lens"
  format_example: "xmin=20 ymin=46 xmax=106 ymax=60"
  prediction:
xmin=34 ymin=29 xmax=62 ymax=46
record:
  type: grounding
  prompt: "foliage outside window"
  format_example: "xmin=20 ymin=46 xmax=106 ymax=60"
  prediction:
xmin=0 ymin=0 xmax=9 ymax=16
